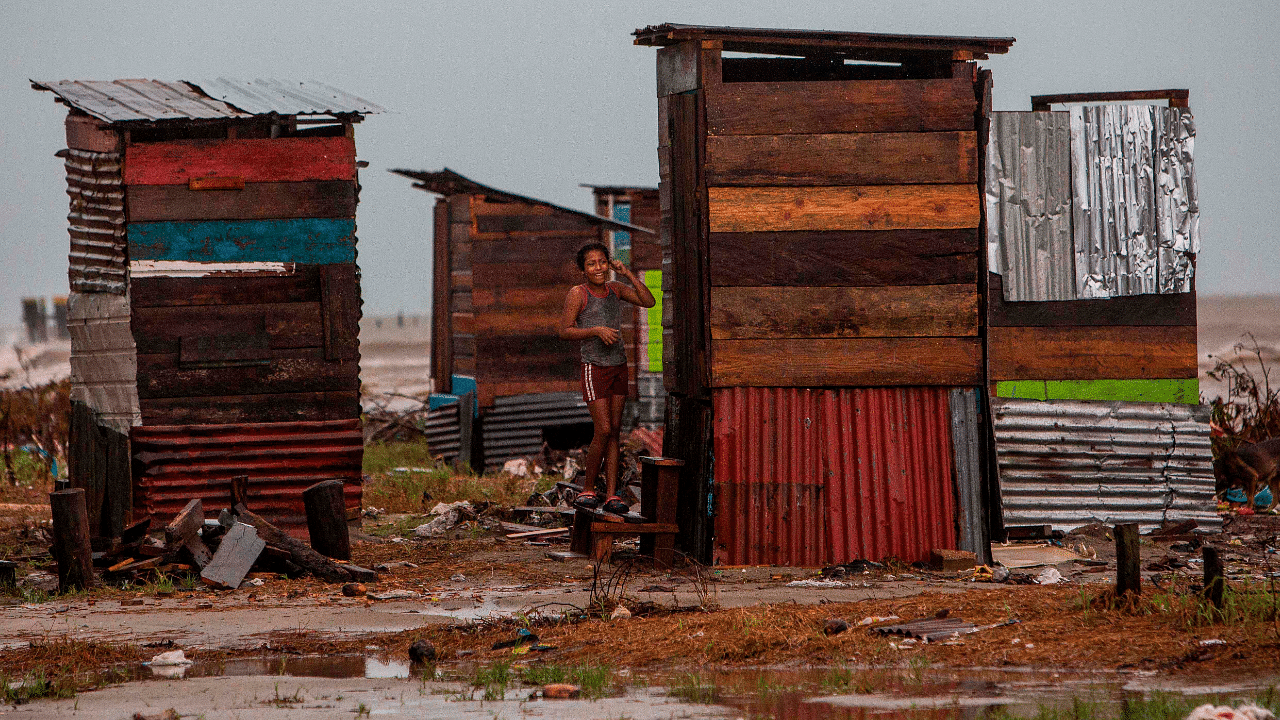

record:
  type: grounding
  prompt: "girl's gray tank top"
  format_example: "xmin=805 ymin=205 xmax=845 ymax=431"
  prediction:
xmin=575 ymin=284 xmax=627 ymax=367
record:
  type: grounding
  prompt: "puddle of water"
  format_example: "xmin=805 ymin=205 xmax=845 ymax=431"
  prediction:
xmin=137 ymin=654 xmax=411 ymax=681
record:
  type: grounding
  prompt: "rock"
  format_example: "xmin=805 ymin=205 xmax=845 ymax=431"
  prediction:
xmin=367 ymin=589 xmax=421 ymax=601
xmin=610 ymin=605 xmax=631 ymax=620
xmin=408 ymin=639 xmax=437 ymax=664
xmin=823 ymin=618 xmax=850 ymax=636
xmin=450 ymin=574 xmax=466 ymax=583
xmin=991 ymin=565 xmax=1010 ymax=583
xmin=374 ymin=561 xmax=418 ymax=572
xmin=930 ymin=548 xmax=977 ymax=571
xmin=543 ymin=683 xmax=581 ymax=699
xmin=340 ymin=564 xmax=379 ymax=583
xmin=196 ymin=601 xmax=213 ymax=609
xmin=342 ymin=583 xmax=366 ymax=597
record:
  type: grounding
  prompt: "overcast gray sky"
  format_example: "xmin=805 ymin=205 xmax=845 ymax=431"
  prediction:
xmin=1 ymin=0 xmax=1275 ymax=322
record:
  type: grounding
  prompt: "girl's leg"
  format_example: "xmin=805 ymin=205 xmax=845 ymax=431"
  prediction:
xmin=581 ymin=397 xmax=613 ymax=491
xmin=603 ymin=394 xmax=626 ymax=496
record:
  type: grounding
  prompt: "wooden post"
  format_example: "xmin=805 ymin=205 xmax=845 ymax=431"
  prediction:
xmin=1202 ymin=545 xmax=1225 ymax=609
xmin=229 ymin=475 xmax=248 ymax=508
xmin=0 ymin=560 xmax=16 ymax=590
xmin=49 ymin=488 xmax=95 ymax=592
xmin=303 ymin=479 xmax=351 ymax=560
xmin=455 ymin=392 xmax=475 ymax=473
xmin=1114 ymin=523 xmax=1140 ymax=596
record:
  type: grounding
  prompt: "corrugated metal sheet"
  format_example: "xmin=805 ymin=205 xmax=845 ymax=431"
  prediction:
xmin=993 ymin=398 xmax=1219 ymax=531
xmin=132 ymin=419 xmax=363 ymax=538
xmin=1071 ymin=105 xmax=1158 ymax=298
xmin=423 ymin=402 xmax=462 ymax=461
xmin=949 ymin=388 xmax=986 ymax=559
xmin=67 ymin=292 xmax=139 ymax=432
xmin=32 ymin=79 xmax=382 ymax=123
xmin=1155 ymin=108 xmax=1199 ymax=293
xmin=33 ymin=80 xmax=249 ymax=123
xmin=65 ymin=149 xmax=126 ymax=293
xmin=713 ymin=387 xmax=958 ymax=566
xmin=189 ymin=78 xmax=385 ymax=117
xmin=480 ymin=392 xmax=592 ymax=469
xmin=985 ymin=111 xmax=1074 ymax=301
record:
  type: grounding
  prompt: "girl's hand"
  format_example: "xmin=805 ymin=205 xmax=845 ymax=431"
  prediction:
xmin=595 ymin=326 xmax=619 ymax=344
xmin=610 ymin=259 xmax=629 ymax=276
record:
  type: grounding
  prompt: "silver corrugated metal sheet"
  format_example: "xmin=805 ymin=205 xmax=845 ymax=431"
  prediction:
xmin=986 ymin=111 xmax=1075 ymax=301
xmin=65 ymin=149 xmax=126 ymax=293
xmin=993 ymin=397 xmax=1219 ymax=532
xmin=1071 ymin=105 xmax=1158 ymax=298
xmin=423 ymin=403 xmax=462 ymax=461
xmin=32 ymin=79 xmax=382 ymax=123
xmin=481 ymin=392 xmax=591 ymax=469
xmin=1154 ymin=108 xmax=1199 ymax=293
xmin=32 ymin=80 xmax=248 ymax=122
xmin=190 ymin=78 xmax=384 ymax=117
xmin=949 ymin=388 xmax=987 ymax=560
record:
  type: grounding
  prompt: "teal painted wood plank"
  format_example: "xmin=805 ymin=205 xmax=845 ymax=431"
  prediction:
xmin=128 ymin=219 xmax=356 ymax=263
xmin=996 ymin=379 xmax=1200 ymax=404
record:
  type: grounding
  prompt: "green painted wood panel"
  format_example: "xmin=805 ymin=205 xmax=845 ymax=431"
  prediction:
xmin=995 ymin=379 xmax=1200 ymax=404
xmin=128 ymin=219 xmax=356 ymax=264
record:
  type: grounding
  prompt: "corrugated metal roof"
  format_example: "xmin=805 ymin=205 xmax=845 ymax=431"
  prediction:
xmin=713 ymin=386 xmax=960 ymax=566
xmin=132 ymin=419 xmax=363 ymax=539
xmin=993 ymin=398 xmax=1219 ymax=532
xmin=190 ymin=78 xmax=384 ymax=117
xmin=31 ymin=78 xmax=382 ymax=123
xmin=64 ymin=149 xmax=127 ymax=294
xmin=392 ymin=168 xmax=656 ymax=235
xmin=985 ymin=111 xmax=1075 ymax=301
xmin=632 ymin=24 xmax=1015 ymax=59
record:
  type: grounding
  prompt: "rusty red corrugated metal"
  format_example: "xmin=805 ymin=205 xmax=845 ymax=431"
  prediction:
xmin=131 ymin=418 xmax=363 ymax=538
xmin=713 ymin=387 xmax=957 ymax=566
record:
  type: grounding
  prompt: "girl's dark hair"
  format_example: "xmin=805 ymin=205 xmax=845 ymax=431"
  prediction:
xmin=576 ymin=242 xmax=610 ymax=271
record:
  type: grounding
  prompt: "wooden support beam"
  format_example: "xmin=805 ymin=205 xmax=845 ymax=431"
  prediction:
xmin=165 ymin=498 xmax=211 ymax=569
xmin=303 ymin=479 xmax=351 ymax=561
xmin=1114 ymin=523 xmax=1140 ymax=596
xmin=1031 ymin=89 xmax=1189 ymax=111
xmin=234 ymin=503 xmax=351 ymax=583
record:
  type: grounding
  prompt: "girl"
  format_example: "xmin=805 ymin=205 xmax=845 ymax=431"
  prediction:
xmin=559 ymin=242 xmax=655 ymax=513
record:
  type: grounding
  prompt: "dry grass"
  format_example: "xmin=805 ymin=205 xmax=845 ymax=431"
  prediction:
xmin=361 ymin=440 xmax=550 ymax=513
xmin=0 ymin=637 xmax=145 ymax=700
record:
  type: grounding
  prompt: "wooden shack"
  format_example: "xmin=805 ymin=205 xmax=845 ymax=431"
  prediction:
xmin=586 ymin=185 xmax=665 ymax=427
xmin=636 ymin=25 xmax=1213 ymax=564
xmin=391 ymin=169 xmax=656 ymax=468
xmin=34 ymin=79 xmax=382 ymax=539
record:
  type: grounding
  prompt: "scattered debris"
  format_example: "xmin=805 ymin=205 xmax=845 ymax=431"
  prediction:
xmin=821 ymin=559 xmax=883 ymax=578
xmin=492 ymin=628 xmax=538 ymax=650
xmin=931 ymin=548 xmax=976 ymax=571
xmin=786 ymin=579 xmax=849 ymax=588
xmin=610 ymin=605 xmax=632 ymax=620
xmin=823 ymin=618 xmax=850 ymax=636
xmin=542 ymin=683 xmax=581 ymax=699
xmin=874 ymin=616 xmax=1021 ymax=643
xmin=408 ymin=639 xmax=437 ymax=664
xmin=200 ymin=523 xmax=266 ymax=590
xmin=132 ymin=710 xmax=180 ymax=720
xmin=144 ymin=649 xmax=192 ymax=667
xmin=1034 ymin=567 xmax=1065 ymax=585
xmin=413 ymin=501 xmax=476 ymax=538
xmin=341 ymin=583 xmax=366 ymax=597
xmin=375 ymin=561 xmax=418 ymax=572
xmin=858 ymin=615 xmax=899 ymax=627
xmin=367 ymin=589 xmax=420 ymax=601
xmin=1186 ymin=703 xmax=1275 ymax=720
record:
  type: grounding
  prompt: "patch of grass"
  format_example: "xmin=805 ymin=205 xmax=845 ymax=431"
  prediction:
xmin=362 ymin=440 xmax=437 ymax=475
xmin=668 ymin=673 xmax=721 ymax=704
xmin=362 ymin=441 xmax=550 ymax=513
xmin=471 ymin=661 xmax=512 ymax=701
xmin=1076 ymin=579 xmax=1279 ymax=630
xmin=519 ymin=663 xmax=617 ymax=698
xmin=1118 ymin=693 xmax=1193 ymax=720
xmin=0 ymin=668 xmax=77 ymax=704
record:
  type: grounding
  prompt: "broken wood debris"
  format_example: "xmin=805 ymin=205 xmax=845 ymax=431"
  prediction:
xmin=200 ymin=522 xmax=266 ymax=590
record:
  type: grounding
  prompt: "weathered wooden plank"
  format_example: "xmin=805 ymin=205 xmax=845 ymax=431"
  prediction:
xmin=179 ymin=333 xmax=271 ymax=365
xmin=65 ymin=114 xmax=120 ymax=153
xmin=475 ymin=312 xmax=561 ymax=335
xmin=472 ymin=235 xmax=593 ymax=266
xmin=987 ymin=273 xmax=1198 ymax=327
xmin=705 ymin=132 xmax=978 ymax=186
xmin=233 ymin=504 xmax=351 ymax=583
xmin=710 ymin=285 xmax=978 ymax=339
xmin=130 ymin=267 xmax=321 ymax=307
xmin=451 ymin=313 xmax=476 ymax=335
xmin=140 ymin=391 xmax=360 ymax=425
xmin=320 ymin=264 xmax=361 ymax=361
xmin=200 ymin=522 xmax=265 ymax=590
xmin=708 ymin=185 xmax=980 ymax=233
xmin=127 ymin=181 xmax=356 ymax=222
xmin=131 ymin=303 xmax=323 ymax=354
xmin=474 ymin=214 xmax=597 ymax=234
xmin=472 ymin=286 xmax=567 ymax=311
xmin=471 ymin=261 xmax=581 ymax=289
xmin=710 ymin=229 xmax=979 ymax=287
xmin=656 ymin=41 xmax=700 ymax=96
xmin=124 ymin=137 xmax=355 ymax=185
xmin=987 ymin=326 xmax=1199 ymax=381
xmin=165 ymin=498 xmax=211 ymax=569
xmin=478 ymin=380 xmax=580 ymax=408
xmin=135 ymin=349 xmax=359 ymax=399
xmin=711 ymin=337 xmax=982 ymax=387
xmin=128 ymin=219 xmax=356 ymax=264
xmin=706 ymin=78 xmax=977 ymax=135
xmin=433 ymin=199 xmax=453 ymax=393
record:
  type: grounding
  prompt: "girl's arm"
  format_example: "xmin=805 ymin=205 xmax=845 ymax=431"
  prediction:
xmin=609 ymin=260 xmax=656 ymax=308
xmin=559 ymin=285 xmax=619 ymax=343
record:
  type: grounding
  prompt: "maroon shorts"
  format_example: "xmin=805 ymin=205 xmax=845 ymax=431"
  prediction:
xmin=581 ymin=362 xmax=628 ymax=403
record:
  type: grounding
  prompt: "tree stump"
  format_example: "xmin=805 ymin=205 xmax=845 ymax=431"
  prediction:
xmin=303 ymin=479 xmax=350 ymax=561
xmin=50 ymin=489 xmax=95 ymax=592
xmin=1114 ymin=522 xmax=1140 ymax=596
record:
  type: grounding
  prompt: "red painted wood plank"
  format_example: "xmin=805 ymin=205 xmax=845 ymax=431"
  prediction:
xmin=124 ymin=137 xmax=356 ymax=186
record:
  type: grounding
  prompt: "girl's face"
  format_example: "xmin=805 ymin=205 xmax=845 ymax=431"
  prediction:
xmin=583 ymin=250 xmax=610 ymax=284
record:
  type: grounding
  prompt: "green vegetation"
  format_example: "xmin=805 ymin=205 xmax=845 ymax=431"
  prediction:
xmin=471 ymin=660 xmax=512 ymax=701
xmin=0 ymin=669 xmax=77 ymax=704
xmin=667 ymin=673 xmax=721 ymax=704
xmin=520 ymin=663 xmax=616 ymax=699
xmin=362 ymin=440 xmax=554 ymax=514
xmin=1078 ymin=580 xmax=1280 ymax=629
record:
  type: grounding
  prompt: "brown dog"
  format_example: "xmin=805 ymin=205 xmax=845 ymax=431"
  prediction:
xmin=1221 ymin=437 xmax=1280 ymax=512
